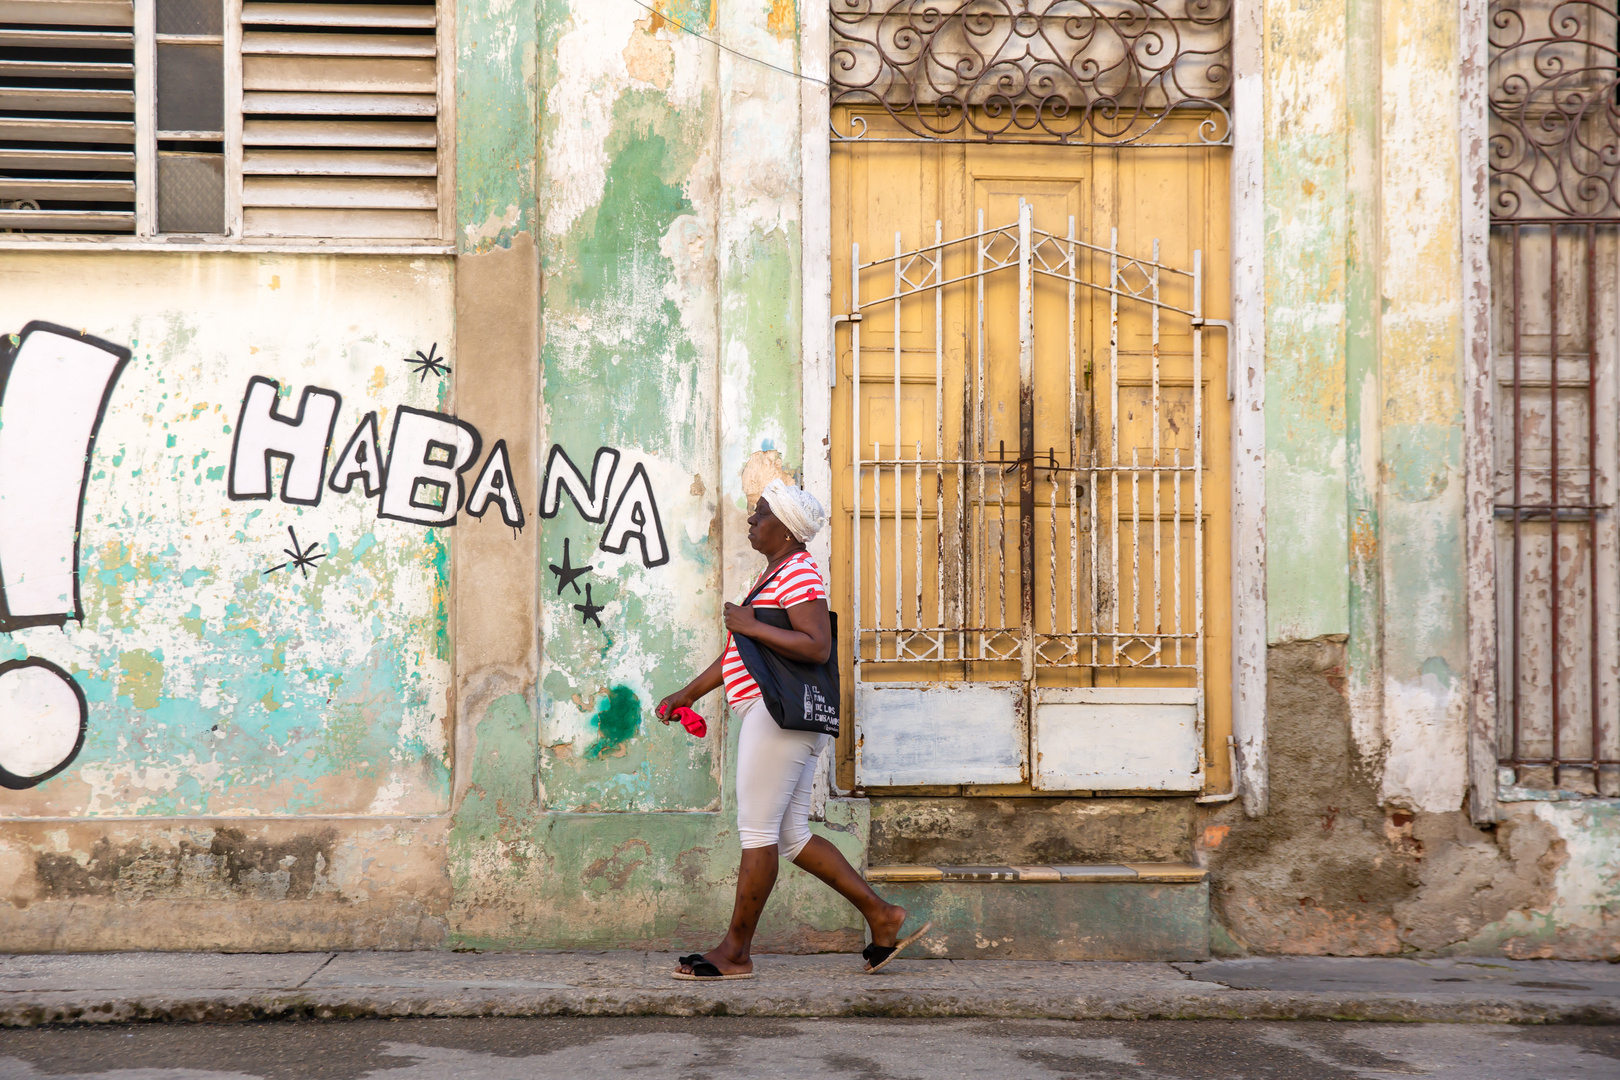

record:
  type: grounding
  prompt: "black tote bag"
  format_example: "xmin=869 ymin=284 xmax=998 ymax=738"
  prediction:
xmin=730 ymin=567 xmax=840 ymax=737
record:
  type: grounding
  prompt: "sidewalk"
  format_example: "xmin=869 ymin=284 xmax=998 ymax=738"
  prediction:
xmin=2 ymin=951 xmax=1617 ymax=1026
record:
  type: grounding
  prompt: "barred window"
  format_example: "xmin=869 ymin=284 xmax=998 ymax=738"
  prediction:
xmin=0 ymin=0 xmax=445 ymax=240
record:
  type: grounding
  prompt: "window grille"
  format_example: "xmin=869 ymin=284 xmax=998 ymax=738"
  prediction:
xmin=1488 ymin=0 xmax=1620 ymax=798
xmin=830 ymin=0 xmax=1233 ymax=147
xmin=0 ymin=0 xmax=444 ymax=239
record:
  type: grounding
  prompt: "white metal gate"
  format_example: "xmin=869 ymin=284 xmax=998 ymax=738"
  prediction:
xmin=848 ymin=201 xmax=1213 ymax=792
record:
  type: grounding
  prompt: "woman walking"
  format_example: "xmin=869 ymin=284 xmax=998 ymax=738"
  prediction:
xmin=657 ymin=478 xmax=930 ymax=980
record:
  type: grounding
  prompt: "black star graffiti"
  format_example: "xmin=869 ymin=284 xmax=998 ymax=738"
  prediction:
xmin=549 ymin=537 xmax=593 ymax=596
xmin=404 ymin=342 xmax=450 ymax=383
xmin=262 ymin=526 xmax=326 ymax=579
xmin=574 ymin=584 xmax=604 ymax=628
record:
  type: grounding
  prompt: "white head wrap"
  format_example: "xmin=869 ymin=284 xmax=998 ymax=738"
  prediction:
xmin=761 ymin=478 xmax=826 ymax=544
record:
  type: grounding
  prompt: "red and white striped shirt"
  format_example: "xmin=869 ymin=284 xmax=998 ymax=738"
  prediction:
xmin=722 ymin=551 xmax=828 ymax=709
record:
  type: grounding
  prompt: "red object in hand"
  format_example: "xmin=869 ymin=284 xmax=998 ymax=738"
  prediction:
xmin=673 ymin=707 xmax=707 ymax=738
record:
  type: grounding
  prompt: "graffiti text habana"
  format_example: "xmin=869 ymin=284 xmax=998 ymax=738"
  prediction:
xmin=227 ymin=378 xmax=669 ymax=569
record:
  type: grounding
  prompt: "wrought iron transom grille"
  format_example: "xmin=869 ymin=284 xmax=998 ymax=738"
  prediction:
xmin=1488 ymin=0 xmax=1620 ymax=798
xmin=830 ymin=0 xmax=1233 ymax=146
xmin=1489 ymin=0 xmax=1620 ymax=220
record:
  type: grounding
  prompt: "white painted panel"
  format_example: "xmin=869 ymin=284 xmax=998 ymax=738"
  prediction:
xmin=1033 ymin=687 xmax=1201 ymax=791
xmin=856 ymin=683 xmax=1025 ymax=786
xmin=0 ymin=327 xmax=125 ymax=620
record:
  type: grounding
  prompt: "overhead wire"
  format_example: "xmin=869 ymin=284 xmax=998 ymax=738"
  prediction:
xmin=623 ymin=0 xmax=829 ymax=86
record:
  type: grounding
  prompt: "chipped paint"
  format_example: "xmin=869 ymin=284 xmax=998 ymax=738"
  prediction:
xmin=0 ymin=0 xmax=1609 ymax=964
xmin=0 ymin=253 xmax=454 ymax=820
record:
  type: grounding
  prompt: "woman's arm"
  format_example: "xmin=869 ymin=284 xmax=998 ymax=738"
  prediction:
xmin=724 ymin=599 xmax=832 ymax=664
xmin=656 ymin=652 xmax=725 ymax=721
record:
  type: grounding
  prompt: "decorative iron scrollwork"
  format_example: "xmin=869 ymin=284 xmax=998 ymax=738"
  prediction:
xmin=830 ymin=0 xmax=1233 ymax=147
xmin=1489 ymin=0 xmax=1620 ymax=220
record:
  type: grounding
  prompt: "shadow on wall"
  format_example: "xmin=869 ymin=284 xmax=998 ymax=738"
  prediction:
xmin=1203 ymin=638 xmax=1570 ymax=957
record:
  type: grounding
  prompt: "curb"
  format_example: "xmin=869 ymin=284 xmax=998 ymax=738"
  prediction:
xmin=4 ymin=989 xmax=1616 ymax=1027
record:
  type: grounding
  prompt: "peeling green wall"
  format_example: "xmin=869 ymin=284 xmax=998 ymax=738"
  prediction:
xmin=534 ymin=10 xmax=723 ymax=813
xmin=444 ymin=0 xmax=859 ymax=948
xmin=457 ymin=0 xmax=538 ymax=250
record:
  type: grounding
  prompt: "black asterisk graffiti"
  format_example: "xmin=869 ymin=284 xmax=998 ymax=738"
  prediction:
xmin=263 ymin=526 xmax=326 ymax=579
xmin=404 ymin=342 xmax=450 ymax=382
xmin=573 ymin=584 xmax=604 ymax=628
xmin=549 ymin=537 xmax=593 ymax=596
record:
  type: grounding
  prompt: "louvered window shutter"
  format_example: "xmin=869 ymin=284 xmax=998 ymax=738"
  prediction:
xmin=2 ymin=0 xmax=442 ymax=239
xmin=0 ymin=0 xmax=138 ymax=233
xmin=239 ymin=0 xmax=441 ymax=239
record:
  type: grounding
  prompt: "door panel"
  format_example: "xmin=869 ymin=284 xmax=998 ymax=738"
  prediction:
xmin=831 ymin=109 xmax=1231 ymax=793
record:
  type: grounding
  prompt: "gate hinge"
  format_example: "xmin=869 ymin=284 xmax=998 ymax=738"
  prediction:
xmin=831 ymin=313 xmax=863 ymax=388
xmin=1192 ymin=318 xmax=1235 ymax=400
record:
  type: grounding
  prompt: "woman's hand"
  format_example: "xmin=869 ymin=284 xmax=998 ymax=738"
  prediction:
xmin=655 ymin=688 xmax=696 ymax=724
xmin=723 ymin=602 xmax=760 ymax=636
xmin=657 ymin=655 xmax=726 ymax=726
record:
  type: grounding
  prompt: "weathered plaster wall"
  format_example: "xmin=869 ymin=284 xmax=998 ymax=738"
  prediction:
xmin=0 ymin=818 xmax=449 ymax=951
xmin=1203 ymin=643 xmax=1616 ymax=959
xmin=444 ymin=0 xmax=864 ymax=951
xmin=1244 ymin=0 xmax=1616 ymax=958
xmin=0 ymin=253 xmax=456 ymax=817
xmin=1264 ymin=0 xmax=1469 ymax=805
xmin=0 ymin=252 xmax=465 ymax=947
xmin=1263 ymin=0 xmax=1350 ymax=646
xmin=1372 ymin=0 xmax=1469 ymax=817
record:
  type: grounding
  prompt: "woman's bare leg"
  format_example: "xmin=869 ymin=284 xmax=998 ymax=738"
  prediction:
xmin=679 ymin=846 xmax=778 ymax=975
xmin=792 ymin=835 xmax=906 ymax=947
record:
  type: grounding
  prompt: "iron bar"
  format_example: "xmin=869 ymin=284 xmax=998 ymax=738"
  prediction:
xmin=1110 ymin=226 xmax=1121 ymax=665
xmin=1132 ymin=443 xmax=1141 ymax=643
xmin=1589 ymin=221 xmax=1602 ymax=775
xmin=999 ymin=441 xmax=1008 ymax=629
xmin=1511 ymin=224 xmax=1523 ymax=769
xmin=1193 ymin=247 xmax=1205 ymax=744
xmin=1551 ymin=224 xmax=1560 ymax=772
xmin=852 ymin=239 xmax=862 ymax=671
xmin=874 ymin=438 xmax=882 ymax=654
xmin=1051 ymin=448 xmax=1059 ymax=638
xmin=1019 ymin=201 xmax=1036 ymax=684
xmin=977 ymin=207 xmax=988 ymax=657
xmin=1174 ymin=445 xmax=1183 ymax=666
xmin=1068 ymin=216 xmax=1080 ymax=641
xmin=894 ymin=231 xmax=904 ymax=637
xmin=916 ymin=440 xmax=923 ymax=635
xmin=1152 ymin=238 xmax=1162 ymax=649
xmin=935 ymin=219 xmax=946 ymax=657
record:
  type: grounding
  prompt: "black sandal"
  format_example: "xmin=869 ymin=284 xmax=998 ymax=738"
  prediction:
xmin=862 ymin=921 xmax=934 ymax=973
xmin=672 ymin=958 xmax=755 ymax=981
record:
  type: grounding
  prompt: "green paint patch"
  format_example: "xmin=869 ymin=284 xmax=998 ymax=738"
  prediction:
xmin=585 ymin=685 xmax=641 ymax=759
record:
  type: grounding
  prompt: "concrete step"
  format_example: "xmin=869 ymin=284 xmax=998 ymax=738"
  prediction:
xmin=865 ymin=862 xmax=1210 ymax=961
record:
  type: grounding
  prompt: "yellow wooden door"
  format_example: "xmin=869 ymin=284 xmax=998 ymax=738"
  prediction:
xmin=830 ymin=109 xmax=1232 ymax=795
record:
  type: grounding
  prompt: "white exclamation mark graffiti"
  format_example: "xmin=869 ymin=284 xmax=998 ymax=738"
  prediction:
xmin=0 ymin=322 xmax=129 ymax=790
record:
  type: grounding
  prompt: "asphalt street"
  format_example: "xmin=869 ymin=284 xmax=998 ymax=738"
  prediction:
xmin=0 ymin=1018 xmax=1616 ymax=1080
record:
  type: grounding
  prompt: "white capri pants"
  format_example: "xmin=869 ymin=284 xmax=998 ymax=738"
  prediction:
xmin=734 ymin=696 xmax=830 ymax=860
